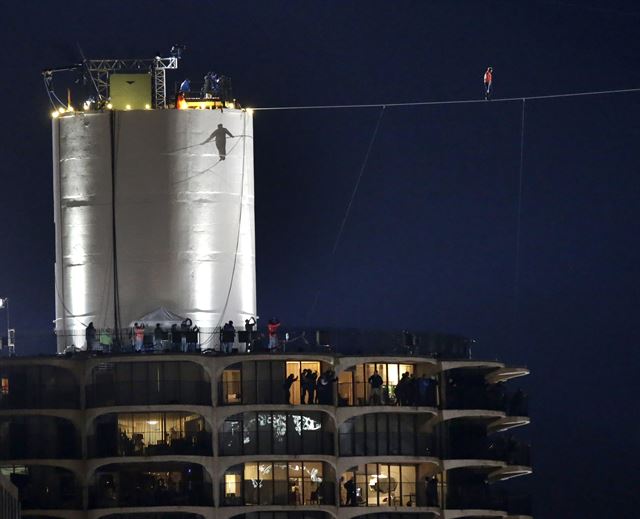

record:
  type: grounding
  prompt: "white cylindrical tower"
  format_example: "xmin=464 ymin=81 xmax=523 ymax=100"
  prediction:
xmin=52 ymin=109 xmax=256 ymax=352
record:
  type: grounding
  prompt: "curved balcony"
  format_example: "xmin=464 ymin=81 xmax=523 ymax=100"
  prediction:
xmin=0 ymin=365 xmax=80 ymax=410
xmin=0 ymin=416 xmax=80 ymax=460
xmin=99 ymin=514 xmax=207 ymax=519
xmin=89 ymin=462 xmax=213 ymax=508
xmin=221 ymin=461 xmax=335 ymax=506
xmin=86 ymin=361 xmax=211 ymax=407
xmin=443 ymin=388 xmax=528 ymax=419
xmin=88 ymin=412 xmax=212 ymax=458
xmin=224 ymin=512 xmax=333 ymax=519
xmin=444 ymin=470 xmax=527 ymax=515
xmin=445 ymin=487 xmax=506 ymax=514
xmin=220 ymin=411 xmax=334 ymax=456
xmin=2 ymin=465 xmax=82 ymax=510
xmin=443 ymin=437 xmax=530 ymax=467
xmin=340 ymin=514 xmax=439 ymax=519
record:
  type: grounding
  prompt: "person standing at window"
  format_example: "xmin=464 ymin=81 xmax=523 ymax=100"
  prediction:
xmin=283 ymin=373 xmax=298 ymax=404
xmin=368 ymin=369 xmax=384 ymax=404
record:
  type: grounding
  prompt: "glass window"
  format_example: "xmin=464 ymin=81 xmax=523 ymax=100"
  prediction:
xmin=342 ymin=464 xmax=417 ymax=508
xmin=222 ymin=369 xmax=242 ymax=404
xmin=337 ymin=371 xmax=353 ymax=406
xmin=285 ymin=361 xmax=321 ymax=404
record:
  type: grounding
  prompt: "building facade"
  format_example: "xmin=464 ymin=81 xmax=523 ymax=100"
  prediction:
xmin=0 ymin=472 xmax=21 ymax=519
xmin=0 ymin=344 xmax=531 ymax=519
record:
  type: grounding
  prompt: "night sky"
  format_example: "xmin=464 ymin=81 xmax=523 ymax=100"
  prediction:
xmin=1 ymin=1 xmax=639 ymax=517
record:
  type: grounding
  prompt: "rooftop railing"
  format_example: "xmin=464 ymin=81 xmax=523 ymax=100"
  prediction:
xmin=48 ymin=326 xmax=471 ymax=360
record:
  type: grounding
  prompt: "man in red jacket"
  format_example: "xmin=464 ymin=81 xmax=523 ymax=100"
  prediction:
xmin=484 ymin=67 xmax=493 ymax=100
xmin=267 ymin=318 xmax=281 ymax=352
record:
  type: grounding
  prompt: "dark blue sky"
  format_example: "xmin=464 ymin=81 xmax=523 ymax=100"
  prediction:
xmin=1 ymin=1 xmax=639 ymax=517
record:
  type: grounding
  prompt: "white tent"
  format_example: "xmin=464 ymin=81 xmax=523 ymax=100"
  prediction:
xmin=128 ymin=306 xmax=188 ymax=329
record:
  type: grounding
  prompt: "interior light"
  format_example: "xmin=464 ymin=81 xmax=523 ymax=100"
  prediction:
xmin=106 ymin=103 xmax=113 ymax=110
xmin=51 ymin=111 xmax=59 ymax=118
xmin=145 ymin=103 xmax=151 ymax=110
xmin=146 ymin=420 xmax=159 ymax=425
xmin=125 ymin=104 xmax=131 ymax=110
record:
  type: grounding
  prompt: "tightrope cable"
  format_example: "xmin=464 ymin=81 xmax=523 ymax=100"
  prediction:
xmin=252 ymin=87 xmax=640 ymax=112
xmin=306 ymin=106 xmax=386 ymax=321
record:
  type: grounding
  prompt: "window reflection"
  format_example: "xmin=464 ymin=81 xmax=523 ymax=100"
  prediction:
xmin=220 ymin=412 xmax=332 ymax=456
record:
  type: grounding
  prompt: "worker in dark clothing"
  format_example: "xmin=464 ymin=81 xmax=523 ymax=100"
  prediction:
xmin=283 ymin=373 xmax=298 ymax=404
xmin=484 ymin=67 xmax=493 ymax=100
xmin=154 ymin=323 xmax=163 ymax=351
xmin=301 ymin=369 xmax=310 ymax=404
xmin=244 ymin=317 xmax=256 ymax=351
xmin=307 ymin=370 xmax=318 ymax=404
xmin=396 ymin=372 xmax=409 ymax=405
xmin=316 ymin=370 xmax=336 ymax=405
xmin=426 ymin=475 xmax=439 ymax=506
xmin=202 ymin=72 xmax=213 ymax=98
xmin=368 ymin=369 xmax=384 ymax=404
xmin=344 ymin=477 xmax=357 ymax=506
xmin=204 ymin=124 xmax=235 ymax=161
xmin=222 ymin=321 xmax=236 ymax=353
xmin=85 ymin=322 xmax=97 ymax=351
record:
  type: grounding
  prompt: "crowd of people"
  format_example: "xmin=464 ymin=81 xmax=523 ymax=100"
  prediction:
xmin=284 ymin=369 xmax=337 ymax=405
xmin=367 ymin=370 xmax=437 ymax=406
xmin=83 ymin=319 xmax=200 ymax=354
xmin=175 ymin=72 xmax=234 ymax=108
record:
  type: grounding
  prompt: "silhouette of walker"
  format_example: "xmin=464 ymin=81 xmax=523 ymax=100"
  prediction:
xmin=203 ymin=124 xmax=235 ymax=160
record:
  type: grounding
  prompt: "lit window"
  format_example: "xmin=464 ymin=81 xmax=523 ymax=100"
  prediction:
xmin=0 ymin=378 xmax=8 ymax=395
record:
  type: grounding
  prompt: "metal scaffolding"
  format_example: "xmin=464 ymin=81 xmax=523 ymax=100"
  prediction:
xmin=84 ymin=56 xmax=179 ymax=108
